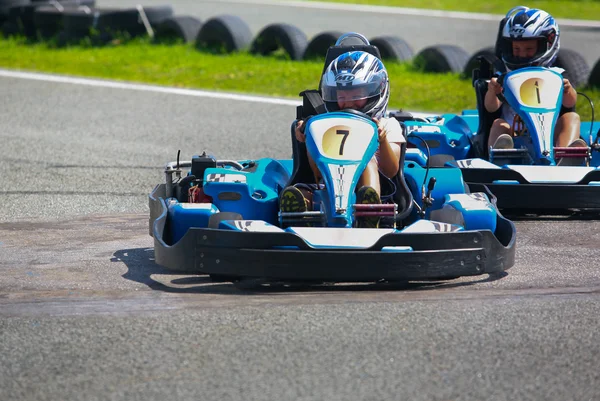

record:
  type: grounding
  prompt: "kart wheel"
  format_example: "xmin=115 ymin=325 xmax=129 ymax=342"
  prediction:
xmin=195 ymin=14 xmax=252 ymax=53
xmin=250 ymin=23 xmax=308 ymax=61
xmin=462 ymin=46 xmax=496 ymax=80
xmin=587 ymin=57 xmax=600 ymax=89
xmin=303 ymin=30 xmax=343 ymax=60
xmin=369 ymin=35 xmax=413 ymax=62
xmin=554 ymin=48 xmax=590 ymax=88
xmin=154 ymin=15 xmax=202 ymax=44
xmin=414 ymin=44 xmax=470 ymax=73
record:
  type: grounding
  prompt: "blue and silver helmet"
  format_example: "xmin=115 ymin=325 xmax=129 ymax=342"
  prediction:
xmin=321 ymin=51 xmax=390 ymax=119
xmin=500 ymin=6 xmax=560 ymax=70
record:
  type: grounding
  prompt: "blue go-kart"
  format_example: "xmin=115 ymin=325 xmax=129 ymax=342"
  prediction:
xmin=148 ymin=109 xmax=515 ymax=284
xmin=148 ymin=33 xmax=515 ymax=284
xmin=392 ymin=64 xmax=600 ymax=215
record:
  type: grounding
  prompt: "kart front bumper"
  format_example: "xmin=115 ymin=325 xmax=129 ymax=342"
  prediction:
xmin=463 ymin=168 xmax=600 ymax=212
xmin=149 ymin=189 xmax=516 ymax=282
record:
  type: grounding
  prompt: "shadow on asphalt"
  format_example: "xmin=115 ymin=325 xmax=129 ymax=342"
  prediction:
xmin=503 ymin=211 xmax=600 ymax=221
xmin=113 ymin=247 xmax=508 ymax=295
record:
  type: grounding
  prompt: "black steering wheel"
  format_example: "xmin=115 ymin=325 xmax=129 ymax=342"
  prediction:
xmin=493 ymin=73 xmax=507 ymax=104
xmin=299 ymin=109 xmax=376 ymax=134
xmin=339 ymin=108 xmax=376 ymax=122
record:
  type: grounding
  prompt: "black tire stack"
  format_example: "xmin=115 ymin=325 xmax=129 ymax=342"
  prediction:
xmin=2 ymin=4 xmax=598 ymax=90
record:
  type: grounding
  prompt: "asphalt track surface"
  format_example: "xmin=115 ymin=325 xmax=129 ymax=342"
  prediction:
xmin=98 ymin=0 xmax=600 ymax=67
xmin=1 ymin=73 xmax=600 ymax=400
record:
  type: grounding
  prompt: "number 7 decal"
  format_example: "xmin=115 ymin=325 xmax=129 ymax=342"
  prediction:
xmin=337 ymin=129 xmax=350 ymax=155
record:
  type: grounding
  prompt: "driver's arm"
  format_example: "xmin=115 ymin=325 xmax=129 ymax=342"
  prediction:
xmin=378 ymin=140 xmax=401 ymax=178
xmin=484 ymin=77 xmax=503 ymax=113
xmin=295 ymin=120 xmax=322 ymax=183
xmin=562 ymin=78 xmax=577 ymax=109
xmin=377 ymin=118 xmax=403 ymax=178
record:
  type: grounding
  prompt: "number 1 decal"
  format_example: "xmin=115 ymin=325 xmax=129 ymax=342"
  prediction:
xmin=336 ymin=129 xmax=350 ymax=155
xmin=535 ymin=81 xmax=541 ymax=104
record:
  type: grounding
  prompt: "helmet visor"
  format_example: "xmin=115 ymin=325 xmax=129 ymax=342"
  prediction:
xmin=322 ymin=76 xmax=385 ymax=103
xmin=502 ymin=38 xmax=548 ymax=67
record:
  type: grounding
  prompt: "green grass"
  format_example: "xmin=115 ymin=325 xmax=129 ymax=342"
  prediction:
xmin=316 ymin=0 xmax=600 ymax=20
xmin=0 ymin=37 xmax=598 ymax=121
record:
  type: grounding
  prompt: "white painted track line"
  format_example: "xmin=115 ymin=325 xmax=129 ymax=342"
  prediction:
xmin=0 ymin=69 xmax=301 ymax=106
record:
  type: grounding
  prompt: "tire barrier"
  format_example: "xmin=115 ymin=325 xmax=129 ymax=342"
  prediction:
xmin=33 ymin=5 xmax=172 ymax=45
xmin=195 ymin=15 xmax=252 ymax=54
xmin=554 ymin=48 xmax=590 ymax=89
xmin=369 ymin=36 xmax=413 ymax=62
xmin=3 ymin=5 xmax=596 ymax=89
xmin=414 ymin=44 xmax=470 ymax=73
xmin=250 ymin=23 xmax=307 ymax=61
xmin=154 ymin=15 xmax=201 ymax=44
xmin=589 ymin=57 xmax=600 ymax=89
xmin=303 ymin=31 xmax=342 ymax=60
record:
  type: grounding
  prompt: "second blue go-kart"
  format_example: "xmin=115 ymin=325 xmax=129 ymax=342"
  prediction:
xmin=391 ymin=65 xmax=600 ymax=215
xmin=148 ymin=108 xmax=515 ymax=285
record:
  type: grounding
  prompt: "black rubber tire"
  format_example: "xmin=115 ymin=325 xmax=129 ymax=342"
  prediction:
xmin=589 ymin=57 xmax=600 ymax=89
xmin=33 ymin=5 xmax=75 ymax=39
xmin=195 ymin=14 xmax=252 ymax=53
xmin=462 ymin=46 xmax=496 ymax=80
xmin=154 ymin=15 xmax=201 ymax=44
xmin=0 ymin=0 xmax=29 ymax=20
xmin=369 ymin=35 xmax=413 ymax=62
xmin=0 ymin=18 xmax=18 ymax=35
xmin=250 ymin=23 xmax=308 ymax=61
xmin=7 ymin=0 xmax=94 ymax=38
xmin=98 ymin=6 xmax=173 ymax=37
xmin=554 ymin=48 xmax=590 ymax=89
xmin=59 ymin=6 xmax=173 ymax=44
xmin=58 ymin=8 xmax=111 ymax=43
xmin=414 ymin=44 xmax=470 ymax=73
xmin=303 ymin=30 xmax=342 ymax=60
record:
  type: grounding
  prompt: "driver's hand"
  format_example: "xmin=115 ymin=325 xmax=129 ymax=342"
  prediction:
xmin=488 ymin=77 xmax=502 ymax=95
xmin=295 ymin=120 xmax=306 ymax=143
xmin=563 ymin=78 xmax=572 ymax=93
xmin=374 ymin=118 xmax=388 ymax=143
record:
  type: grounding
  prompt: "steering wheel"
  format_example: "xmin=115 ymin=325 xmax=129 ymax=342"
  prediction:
xmin=339 ymin=108 xmax=377 ymax=123
xmin=299 ymin=109 xmax=376 ymax=134
xmin=493 ymin=73 xmax=507 ymax=104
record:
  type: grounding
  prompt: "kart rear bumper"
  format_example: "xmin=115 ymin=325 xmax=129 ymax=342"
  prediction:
xmin=150 ymin=190 xmax=516 ymax=282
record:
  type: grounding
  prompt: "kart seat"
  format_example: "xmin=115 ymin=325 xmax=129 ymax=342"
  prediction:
xmin=472 ymin=77 xmax=500 ymax=160
xmin=468 ymin=17 xmax=507 ymax=159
